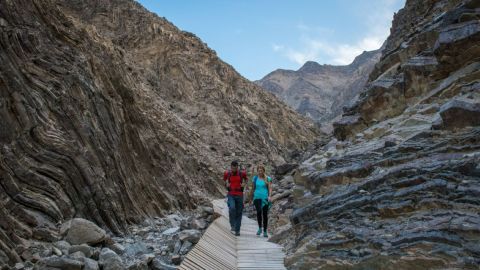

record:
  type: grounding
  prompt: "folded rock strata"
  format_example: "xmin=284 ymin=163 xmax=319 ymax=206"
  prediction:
xmin=275 ymin=0 xmax=480 ymax=269
xmin=0 ymin=0 xmax=320 ymax=266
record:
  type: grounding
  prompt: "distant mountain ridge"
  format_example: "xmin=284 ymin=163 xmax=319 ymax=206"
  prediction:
xmin=257 ymin=49 xmax=382 ymax=126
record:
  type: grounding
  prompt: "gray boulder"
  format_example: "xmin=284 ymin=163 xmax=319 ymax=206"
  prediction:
xmin=198 ymin=206 xmax=214 ymax=217
xmin=64 ymin=218 xmax=106 ymax=245
xmin=151 ymin=258 xmax=177 ymax=270
xmin=191 ymin=218 xmax=207 ymax=230
xmin=54 ymin=241 xmax=71 ymax=255
xmin=161 ymin=227 xmax=180 ymax=236
xmin=172 ymin=240 xmax=182 ymax=254
xmin=142 ymin=254 xmax=155 ymax=265
xmin=126 ymin=260 xmax=148 ymax=270
xmin=81 ymin=257 xmax=99 ymax=270
xmin=166 ymin=214 xmax=182 ymax=227
xmin=178 ymin=229 xmax=201 ymax=243
xmin=72 ymin=257 xmax=99 ymax=270
xmin=68 ymin=244 xmax=93 ymax=258
xmin=108 ymin=243 xmax=126 ymax=255
xmin=34 ymin=256 xmax=83 ymax=270
xmin=171 ymin=255 xmax=182 ymax=265
xmin=52 ymin=246 xmax=63 ymax=256
xmin=98 ymin=248 xmax=125 ymax=270
xmin=69 ymin=251 xmax=86 ymax=260
xmin=179 ymin=241 xmax=193 ymax=255
xmin=124 ymin=242 xmax=148 ymax=257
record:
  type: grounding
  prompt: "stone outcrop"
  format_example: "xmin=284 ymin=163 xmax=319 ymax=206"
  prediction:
xmin=0 ymin=0 xmax=320 ymax=267
xmin=272 ymin=0 xmax=480 ymax=269
xmin=436 ymin=99 xmax=480 ymax=129
xmin=63 ymin=218 xmax=107 ymax=246
xmin=257 ymin=49 xmax=381 ymax=126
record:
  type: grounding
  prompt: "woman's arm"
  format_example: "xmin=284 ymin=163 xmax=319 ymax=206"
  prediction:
xmin=249 ymin=176 xmax=256 ymax=203
xmin=268 ymin=177 xmax=273 ymax=201
xmin=247 ymin=166 xmax=255 ymax=203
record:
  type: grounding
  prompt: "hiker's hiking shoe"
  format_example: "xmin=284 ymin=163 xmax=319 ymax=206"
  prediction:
xmin=256 ymin=228 xmax=262 ymax=236
xmin=235 ymin=231 xmax=240 ymax=236
xmin=263 ymin=231 xmax=268 ymax=238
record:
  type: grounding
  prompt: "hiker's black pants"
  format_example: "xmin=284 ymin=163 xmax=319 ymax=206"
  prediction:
xmin=254 ymin=199 xmax=268 ymax=231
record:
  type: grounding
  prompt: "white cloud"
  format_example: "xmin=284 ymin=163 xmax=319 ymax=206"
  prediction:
xmin=296 ymin=22 xmax=310 ymax=31
xmin=272 ymin=44 xmax=284 ymax=52
xmin=274 ymin=0 xmax=403 ymax=66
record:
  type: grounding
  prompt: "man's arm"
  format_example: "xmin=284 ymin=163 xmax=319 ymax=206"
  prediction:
xmin=223 ymin=171 xmax=229 ymax=190
xmin=241 ymin=171 xmax=248 ymax=186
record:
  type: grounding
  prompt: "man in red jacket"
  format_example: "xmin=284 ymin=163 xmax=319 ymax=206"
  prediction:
xmin=224 ymin=160 xmax=247 ymax=236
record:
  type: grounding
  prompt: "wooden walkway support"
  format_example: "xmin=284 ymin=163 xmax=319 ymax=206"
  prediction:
xmin=179 ymin=199 xmax=287 ymax=270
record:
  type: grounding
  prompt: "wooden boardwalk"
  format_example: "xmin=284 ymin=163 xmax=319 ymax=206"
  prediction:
xmin=179 ymin=199 xmax=287 ymax=270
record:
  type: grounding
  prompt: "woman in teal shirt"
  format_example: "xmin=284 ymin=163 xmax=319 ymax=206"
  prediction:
xmin=248 ymin=164 xmax=273 ymax=237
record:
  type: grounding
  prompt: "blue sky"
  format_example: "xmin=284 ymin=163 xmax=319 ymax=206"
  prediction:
xmin=136 ymin=0 xmax=405 ymax=80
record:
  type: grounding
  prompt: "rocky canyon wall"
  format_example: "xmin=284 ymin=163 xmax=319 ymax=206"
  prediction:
xmin=0 ymin=0 xmax=320 ymax=266
xmin=272 ymin=0 xmax=480 ymax=269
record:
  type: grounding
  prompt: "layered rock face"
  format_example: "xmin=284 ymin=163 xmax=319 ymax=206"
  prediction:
xmin=273 ymin=0 xmax=480 ymax=269
xmin=257 ymin=49 xmax=381 ymax=125
xmin=0 ymin=0 xmax=319 ymax=266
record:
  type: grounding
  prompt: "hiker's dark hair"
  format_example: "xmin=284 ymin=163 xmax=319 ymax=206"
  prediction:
xmin=231 ymin=160 xmax=239 ymax=167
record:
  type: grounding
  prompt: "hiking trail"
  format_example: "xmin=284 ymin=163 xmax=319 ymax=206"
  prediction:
xmin=179 ymin=199 xmax=287 ymax=270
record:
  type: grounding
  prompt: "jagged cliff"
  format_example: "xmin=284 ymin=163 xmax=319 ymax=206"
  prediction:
xmin=271 ymin=0 xmax=480 ymax=269
xmin=0 ymin=0 xmax=319 ymax=266
xmin=257 ymin=49 xmax=381 ymax=125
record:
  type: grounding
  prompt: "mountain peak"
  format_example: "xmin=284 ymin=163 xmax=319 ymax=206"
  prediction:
xmin=298 ymin=61 xmax=323 ymax=73
xmin=348 ymin=48 xmax=382 ymax=70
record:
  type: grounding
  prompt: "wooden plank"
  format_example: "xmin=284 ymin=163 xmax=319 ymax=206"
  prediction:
xmin=188 ymin=248 xmax=233 ymax=270
xmin=193 ymin=244 xmax=235 ymax=268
